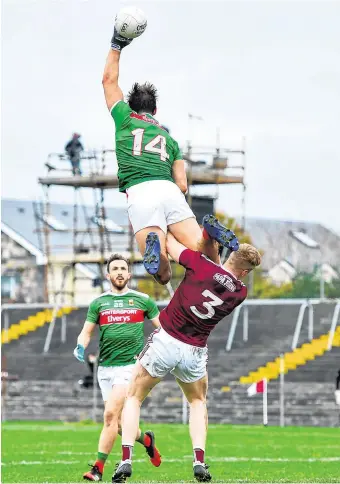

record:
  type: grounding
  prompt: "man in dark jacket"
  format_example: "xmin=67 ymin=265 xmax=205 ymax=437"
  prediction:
xmin=65 ymin=133 xmax=84 ymax=175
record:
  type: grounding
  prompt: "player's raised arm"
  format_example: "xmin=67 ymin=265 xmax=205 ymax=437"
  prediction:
xmin=102 ymin=29 xmax=133 ymax=110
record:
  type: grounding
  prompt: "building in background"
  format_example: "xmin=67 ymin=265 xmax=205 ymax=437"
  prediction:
xmin=1 ymin=197 xmax=214 ymax=304
xmin=2 ymin=198 xmax=340 ymax=303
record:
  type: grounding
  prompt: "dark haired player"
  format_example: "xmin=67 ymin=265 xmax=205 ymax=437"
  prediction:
xmin=112 ymin=216 xmax=261 ymax=482
xmin=73 ymin=254 xmax=161 ymax=481
xmin=102 ymin=28 xmax=224 ymax=285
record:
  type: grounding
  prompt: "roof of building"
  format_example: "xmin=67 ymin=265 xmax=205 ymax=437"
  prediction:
xmin=237 ymin=216 xmax=340 ymax=274
xmin=1 ymin=198 xmax=130 ymax=259
xmin=2 ymin=198 xmax=340 ymax=274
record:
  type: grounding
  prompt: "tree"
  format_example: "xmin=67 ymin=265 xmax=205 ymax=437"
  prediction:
xmin=284 ymin=272 xmax=340 ymax=299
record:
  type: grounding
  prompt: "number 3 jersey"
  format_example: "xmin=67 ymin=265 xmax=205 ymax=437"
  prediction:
xmin=160 ymin=249 xmax=248 ymax=347
xmin=111 ymin=101 xmax=182 ymax=192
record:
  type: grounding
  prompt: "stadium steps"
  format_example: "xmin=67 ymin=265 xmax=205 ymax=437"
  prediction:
xmin=4 ymin=379 xmax=339 ymax=427
xmin=1 ymin=306 xmax=76 ymax=344
xmin=238 ymin=326 xmax=340 ymax=384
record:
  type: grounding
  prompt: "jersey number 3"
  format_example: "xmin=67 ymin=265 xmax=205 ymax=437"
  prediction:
xmin=132 ymin=128 xmax=169 ymax=162
xmin=190 ymin=290 xmax=224 ymax=320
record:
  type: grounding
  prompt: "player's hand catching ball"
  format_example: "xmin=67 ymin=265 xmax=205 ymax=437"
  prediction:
xmin=111 ymin=28 xmax=133 ymax=51
xmin=73 ymin=344 xmax=85 ymax=363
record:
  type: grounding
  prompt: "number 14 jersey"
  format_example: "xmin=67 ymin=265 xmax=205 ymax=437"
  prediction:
xmin=111 ymin=101 xmax=182 ymax=193
xmin=160 ymin=249 xmax=248 ymax=347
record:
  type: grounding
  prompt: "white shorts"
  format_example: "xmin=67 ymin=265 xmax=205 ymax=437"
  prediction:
xmin=97 ymin=364 xmax=135 ymax=401
xmin=126 ymin=180 xmax=195 ymax=234
xmin=139 ymin=328 xmax=208 ymax=383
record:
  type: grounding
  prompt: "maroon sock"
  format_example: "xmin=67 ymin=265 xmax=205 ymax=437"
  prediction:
xmin=122 ymin=445 xmax=133 ymax=461
xmin=94 ymin=460 xmax=105 ymax=474
xmin=194 ymin=448 xmax=205 ymax=463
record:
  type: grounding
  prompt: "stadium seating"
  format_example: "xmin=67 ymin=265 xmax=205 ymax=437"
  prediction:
xmin=239 ymin=327 xmax=340 ymax=384
xmin=1 ymin=307 xmax=77 ymax=344
xmin=2 ymin=302 xmax=340 ymax=426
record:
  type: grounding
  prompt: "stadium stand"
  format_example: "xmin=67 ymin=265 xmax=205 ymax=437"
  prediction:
xmin=2 ymin=302 xmax=339 ymax=426
xmin=1 ymin=307 xmax=76 ymax=344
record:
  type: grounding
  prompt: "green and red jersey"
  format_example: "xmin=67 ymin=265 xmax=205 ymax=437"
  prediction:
xmin=86 ymin=289 xmax=159 ymax=367
xmin=111 ymin=100 xmax=182 ymax=192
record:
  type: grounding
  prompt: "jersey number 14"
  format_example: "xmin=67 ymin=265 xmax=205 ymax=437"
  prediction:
xmin=132 ymin=128 xmax=169 ymax=162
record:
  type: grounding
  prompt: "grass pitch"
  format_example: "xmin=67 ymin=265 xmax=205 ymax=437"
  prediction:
xmin=1 ymin=421 xmax=340 ymax=483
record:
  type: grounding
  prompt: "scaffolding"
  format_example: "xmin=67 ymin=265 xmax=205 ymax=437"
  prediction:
xmin=36 ymin=138 xmax=246 ymax=303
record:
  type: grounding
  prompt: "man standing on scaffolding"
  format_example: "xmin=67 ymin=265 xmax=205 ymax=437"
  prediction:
xmin=65 ymin=133 xmax=84 ymax=175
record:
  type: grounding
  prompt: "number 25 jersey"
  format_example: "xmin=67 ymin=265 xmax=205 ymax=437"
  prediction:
xmin=160 ymin=249 xmax=248 ymax=348
xmin=111 ymin=101 xmax=182 ymax=192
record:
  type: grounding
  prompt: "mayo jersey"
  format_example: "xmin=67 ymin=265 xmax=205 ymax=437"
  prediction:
xmin=111 ymin=101 xmax=182 ymax=192
xmin=86 ymin=289 xmax=159 ymax=366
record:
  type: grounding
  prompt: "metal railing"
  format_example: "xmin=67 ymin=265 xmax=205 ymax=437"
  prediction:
xmin=226 ymin=298 xmax=340 ymax=352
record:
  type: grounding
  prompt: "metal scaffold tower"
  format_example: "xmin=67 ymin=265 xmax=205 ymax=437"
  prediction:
xmin=36 ymin=136 xmax=246 ymax=304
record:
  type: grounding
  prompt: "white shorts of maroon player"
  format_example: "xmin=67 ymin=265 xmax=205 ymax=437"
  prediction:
xmin=139 ymin=328 xmax=208 ymax=383
xmin=126 ymin=180 xmax=195 ymax=234
xmin=97 ymin=364 xmax=135 ymax=401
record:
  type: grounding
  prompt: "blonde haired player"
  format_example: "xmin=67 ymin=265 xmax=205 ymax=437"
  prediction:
xmin=112 ymin=216 xmax=261 ymax=482
xmin=102 ymin=23 xmax=238 ymax=285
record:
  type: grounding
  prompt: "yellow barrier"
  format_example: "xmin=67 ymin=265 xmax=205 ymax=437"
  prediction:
xmin=1 ymin=307 xmax=77 ymax=344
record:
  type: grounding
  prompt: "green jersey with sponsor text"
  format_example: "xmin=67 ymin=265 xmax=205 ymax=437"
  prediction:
xmin=86 ymin=289 xmax=159 ymax=367
xmin=111 ymin=101 xmax=182 ymax=192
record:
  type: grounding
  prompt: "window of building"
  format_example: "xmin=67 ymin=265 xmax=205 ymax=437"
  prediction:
xmin=1 ymin=273 xmax=21 ymax=299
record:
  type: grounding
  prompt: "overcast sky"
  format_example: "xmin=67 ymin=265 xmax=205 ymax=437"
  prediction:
xmin=2 ymin=0 xmax=340 ymax=234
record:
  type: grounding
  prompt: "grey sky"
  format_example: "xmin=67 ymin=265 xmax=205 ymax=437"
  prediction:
xmin=2 ymin=0 xmax=340 ymax=233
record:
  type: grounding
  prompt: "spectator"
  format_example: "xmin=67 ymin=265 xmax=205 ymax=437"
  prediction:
xmin=65 ymin=133 xmax=84 ymax=175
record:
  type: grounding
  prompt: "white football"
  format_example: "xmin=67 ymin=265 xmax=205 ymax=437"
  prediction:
xmin=115 ymin=6 xmax=147 ymax=39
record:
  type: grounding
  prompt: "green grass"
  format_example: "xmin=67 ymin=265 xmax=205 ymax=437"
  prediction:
xmin=2 ymin=422 xmax=340 ymax=483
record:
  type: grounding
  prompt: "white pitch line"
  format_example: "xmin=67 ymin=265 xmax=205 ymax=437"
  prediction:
xmin=2 ymin=456 xmax=340 ymax=466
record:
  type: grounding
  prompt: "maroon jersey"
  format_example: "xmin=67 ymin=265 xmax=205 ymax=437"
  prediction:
xmin=160 ymin=249 xmax=247 ymax=347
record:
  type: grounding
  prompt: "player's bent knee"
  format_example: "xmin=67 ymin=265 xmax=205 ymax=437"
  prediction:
xmin=103 ymin=408 xmax=119 ymax=426
xmin=156 ymin=271 xmax=171 ymax=285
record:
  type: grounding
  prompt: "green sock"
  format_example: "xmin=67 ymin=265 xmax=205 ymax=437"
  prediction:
xmin=136 ymin=431 xmax=145 ymax=445
xmin=97 ymin=451 xmax=108 ymax=462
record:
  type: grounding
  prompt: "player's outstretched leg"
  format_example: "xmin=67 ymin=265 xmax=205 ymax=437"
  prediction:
xmin=176 ymin=375 xmax=212 ymax=483
xmin=113 ymin=362 xmax=162 ymax=482
xmin=202 ymin=214 xmax=239 ymax=251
